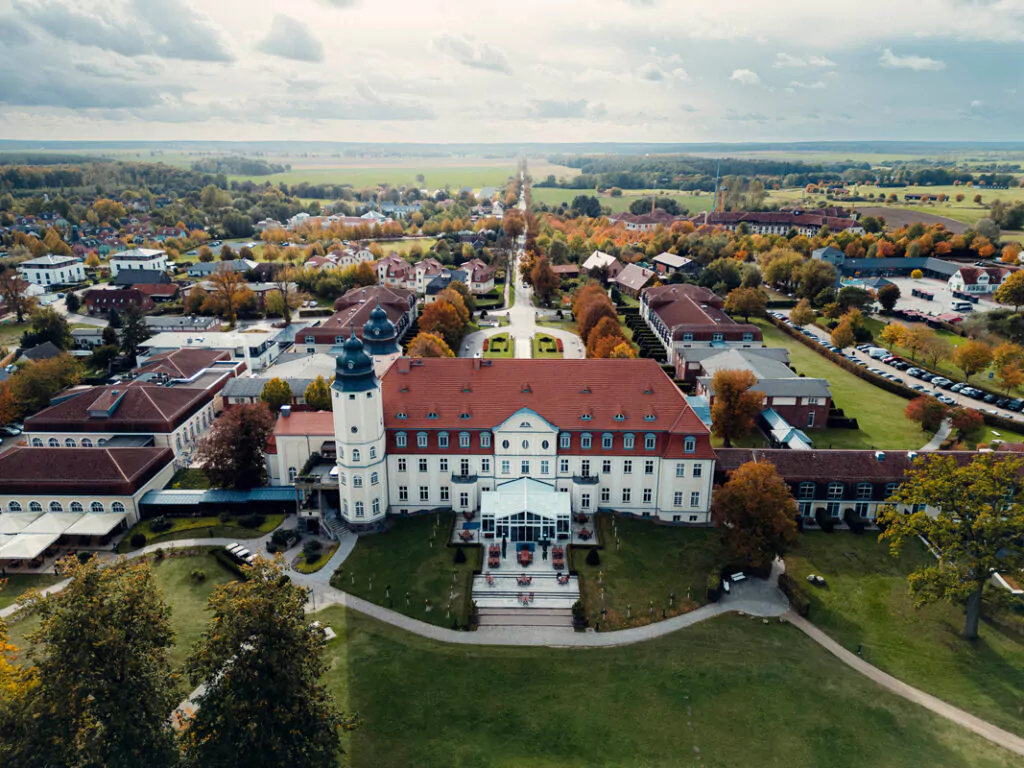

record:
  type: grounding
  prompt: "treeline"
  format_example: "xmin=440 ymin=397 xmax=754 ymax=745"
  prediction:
xmin=191 ymin=156 xmax=289 ymax=176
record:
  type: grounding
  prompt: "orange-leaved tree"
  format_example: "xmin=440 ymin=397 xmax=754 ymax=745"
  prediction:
xmin=712 ymin=460 xmax=799 ymax=571
xmin=407 ymin=332 xmax=454 ymax=358
xmin=419 ymin=300 xmax=466 ymax=350
xmin=709 ymin=369 xmax=763 ymax=448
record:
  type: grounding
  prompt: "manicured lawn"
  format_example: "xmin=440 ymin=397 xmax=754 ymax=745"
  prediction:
xmin=483 ymin=332 xmax=514 ymax=359
xmin=6 ymin=551 xmax=236 ymax=675
xmin=330 ymin=513 xmax=480 ymax=628
xmin=167 ymin=468 xmax=210 ymax=490
xmin=570 ymin=515 xmax=722 ymax=630
xmin=787 ymin=533 xmax=1024 ymax=738
xmin=532 ymin=333 xmax=563 ymax=359
xmin=295 ymin=541 xmax=339 ymax=574
xmin=0 ymin=573 xmax=63 ymax=610
xmin=321 ymin=606 xmax=1020 ymax=768
xmin=117 ymin=513 xmax=285 ymax=552
xmin=754 ymin=319 xmax=930 ymax=450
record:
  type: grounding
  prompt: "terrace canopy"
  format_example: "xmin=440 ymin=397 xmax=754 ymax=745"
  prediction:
xmin=0 ymin=533 xmax=61 ymax=561
xmin=480 ymin=478 xmax=571 ymax=543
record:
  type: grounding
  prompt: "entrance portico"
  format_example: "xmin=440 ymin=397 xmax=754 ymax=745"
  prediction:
xmin=481 ymin=478 xmax=570 ymax=543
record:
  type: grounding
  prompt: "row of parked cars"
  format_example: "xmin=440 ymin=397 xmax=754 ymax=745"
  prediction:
xmin=872 ymin=351 xmax=1024 ymax=412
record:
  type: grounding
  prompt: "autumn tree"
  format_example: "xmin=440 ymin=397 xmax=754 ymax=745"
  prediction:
xmin=586 ymin=316 xmax=626 ymax=358
xmin=709 ymin=369 xmax=763 ymax=448
xmin=608 ymin=341 xmax=637 ymax=358
xmin=406 ymin=331 xmax=455 ymax=358
xmin=879 ymin=322 xmax=906 ymax=350
xmin=879 ymin=453 xmax=1024 ymax=639
xmin=269 ymin=266 xmax=302 ymax=324
xmin=789 ymin=298 xmax=815 ymax=326
xmin=181 ymin=557 xmax=351 ymax=768
xmin=419 ymin=299 xmax=465 ymax=349
xmin=20 ymin=307 xmax=72 ymax=350
xmin=0 ymin=268 xmax=36 ymax=323
xmin=723 ymin=287 xmax=767 ymax=322
xmin=952 ymin=339 xmax=993 ymax=382
xmin=5 ymin=354 xmax=82 ymax=416
xmin=303 ymin=375 xmax=333 ymax=411
xmin=921 ymin=334 xmax=953 ymax=370
xmin=905 ymin=396 xmax=949 ymax=432
xmin=208 ymin=266 xmax=249 ymax=327
xmin=712 ymin=461 xmax=799 ymax=571
xmin=830 ymin=318 xmax=855 ymax=349
xmin=994 ymin=269 xmax=1024 ymax=311
xmin=7 ymin=556 xmax=178 ymax=768
xmin=197 ymin=403 xmax=275 ymax=489
xmin=575 ymin=290 xmax=618 ymax=346
xmin=876 ymin=283 xmax=901 ymax=312
xmin=260 ymin=378 xmax=293 ymax=412
xmin=436 ymin=287 xmax=470 ymax=326
xmin=531 ymin=257 xmax=559 ymax=305
xmin=950 ymin=407 xmax=983 ymax=438
xmin=0 ymin=382 xmax=18 ymax=425
xmin=902 ymin=326 xmax=934 ymax=362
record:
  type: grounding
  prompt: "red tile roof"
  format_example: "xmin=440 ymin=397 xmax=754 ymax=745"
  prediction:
xmin=133 ymin=348 xmax=231 ymax=379
xmin=714 ymin=448 xmax=980 ymax=482
xmin=274 ymin=411 xmax=335 ymax=436
xmin=0 ymin=446 xmax=173 ymax=495
xmin=954 ymin=266 xmax=1007 ymax=286
xmin=296 ymin=285 xmax=413 ymax=345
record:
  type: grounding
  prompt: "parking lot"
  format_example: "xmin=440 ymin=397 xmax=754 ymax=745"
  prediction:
xmin=877 ymin=276 xmax=1000 ymax=318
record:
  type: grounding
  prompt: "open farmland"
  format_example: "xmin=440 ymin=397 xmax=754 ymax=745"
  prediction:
xmin=532 ymin=187 xmax=714 ymax=214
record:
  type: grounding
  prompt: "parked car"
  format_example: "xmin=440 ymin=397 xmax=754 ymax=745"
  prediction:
xmin=950 ymin=383 xmax=966 ymax=393
xmin=1008 ymin=399 xmax=1024 ymax=412
xmin=984 ymin=394 xmax=999 ymax=404
xmin=892 ymin=377 xmax=904 ymax=385
xmin=920 ymin=373 xmax=935 ymax=383
xmin=997 ymin=398 xmax=1010 ymax=409
xmin=907 ymin=367 xmax=924 ymax=377
xmin=937 ymin=395 xmax=955 ymax=405
xmin=911 ymin=384 xmax=926 ymax=392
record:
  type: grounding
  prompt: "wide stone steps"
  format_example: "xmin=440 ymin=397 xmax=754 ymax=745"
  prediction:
xmin=477 ymin=607 xmax=574 ymax=627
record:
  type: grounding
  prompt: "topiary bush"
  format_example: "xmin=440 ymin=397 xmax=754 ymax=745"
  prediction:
xmin=706 ymin=571 xmax=722 ymax=602
xmin=454 ymin=546 xmax=467 ymax=564
xmin=238 ymin=513 xmax=265 ymax=529
xmin=814 ymin=508 xmax=835 ymax=533
xmin=130 ymin=532 xmax=147 ymax=548
xmin=778 ymin=573 xmax=811 ymax=617
xmin=149 ymin=515 xmax=172 ymax=533
xmin=190 ymin=568 xmax=206 ymax=584
xmin=585 ymin=548 xmax=600 ymax=566
xmin=843 ymin=508 xmax=867 ymax=534
xmin=303 ymin=539 xmax=323 ymax=561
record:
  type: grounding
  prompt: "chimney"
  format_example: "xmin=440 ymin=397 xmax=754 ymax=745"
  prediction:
xmin=473 ymin=358 xmax=481 ymax=371
xmin=875 ymin=451 xmax=885 ymax=462
xmin=281 ymin=405 xmax=292 ymax=418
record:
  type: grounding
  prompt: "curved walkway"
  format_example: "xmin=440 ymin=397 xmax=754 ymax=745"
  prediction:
xmin=920 ymin=418 xmax=952 ymax=451
xmin=785 ymin=611 xmax=1024 ymax=758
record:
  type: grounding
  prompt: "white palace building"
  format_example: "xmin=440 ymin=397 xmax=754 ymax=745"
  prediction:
xmin=269 ymin=302 xmax=716 ymax=538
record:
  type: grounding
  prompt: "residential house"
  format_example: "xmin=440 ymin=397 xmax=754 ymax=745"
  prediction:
xmin=109 ymin=248 xmax=168 ymax=276
xmin=425 ymin=269 xmax=468 ymax=303
xmin=293 ymin=285 xmax=414 ymax=354
xmin=138 ymin=330 xmax=282 ymax=372
xmin=652 ymin=252 xmax=697 ymax=276
xmin=948 ymin=266 xmax=1010 ymax=295
xmin=85 ymin=288 xmax=155 ymax=315
xmin=699 ymin=209 xmax=865 ymax=236
xmin=612 ymin=264 xmax=658 ymax=298
xmin=459 ymin=258 xmax=496 ymax=294
xmin=552 ymin=264 xmax=580 ymax=281
xmin=376 ymin=253 xmax=414 ymax=288
xmin=17 ymin=254 xmax=85 ymax=288
xmin=581 ymin=251 xmax=624 ymax=278
xmin=186 ymin=259 xmax=257 ymax=278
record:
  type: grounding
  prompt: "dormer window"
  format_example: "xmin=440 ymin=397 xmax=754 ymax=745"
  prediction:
xmin=613 ymin=413 xmax=625 ymax=421
xmin=644 ymin=414 xmax=657 ymax=422
xmin=427 ymin=411 xmax=438 ymax=420
xmin=623 ymin=433 xmax=635 ymax=450
xmin=459 ymin=412 xmax=471 ymax=420
xmin=396 ymin=412 xmax=407 ymax=420
xmin=580 ymin=413 xmax=592 ymax=421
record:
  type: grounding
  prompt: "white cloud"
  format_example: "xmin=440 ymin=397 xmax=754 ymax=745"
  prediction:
xmin=637 ymin=62 xmax=689 ymax=81
xmin=774 ymin=52 xmax=835 ymax=68
xmin=879 ymin=48 xmax=945 ymax=71
xmin=432 ymin=34 xmax=512 ymax=74
xmin=256 ymin=15 xmax=325 ymax=63
xmin=787 ymin=80 xmax=826 ymax=90
xmin=730 ymin=68 xmax=761 ymax=85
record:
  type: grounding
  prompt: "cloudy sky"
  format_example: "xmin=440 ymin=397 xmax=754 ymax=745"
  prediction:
xmin=1 ymin=0 xmax=1023 ymax=143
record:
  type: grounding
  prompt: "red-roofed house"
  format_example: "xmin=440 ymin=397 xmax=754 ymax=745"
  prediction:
xmin=612 ymin=264 xmax=658 ymax=297
xmin=948 ymin=266 xmax=1010 ymax=294
xmin=85 ymin=288 xmax=154 ymax=315
xmin=459 ymin=258 xmax=496 ymax=294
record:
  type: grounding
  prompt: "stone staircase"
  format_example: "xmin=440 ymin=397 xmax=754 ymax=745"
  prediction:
xmin=322 ymin=516 xmax=350 ymax=541
xmin=477 ymin=607 xmax=574 ymax=628
xmin=472 ymin=571 xmax=579 ymax=628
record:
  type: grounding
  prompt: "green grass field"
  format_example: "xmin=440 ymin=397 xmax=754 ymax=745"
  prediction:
xmin=324 ymin=606 xmax=1021 ymax=768
xmin=0 ymin=573 xmax=63 ymax=610
xmin=531 ymin=187 xmax=714 ymax=215
xmin=117 ymin=514 xmax=284 ymax=553
xmin=571 ymin=515 xmax=721 ymax=629
xmin=531 ymin=333 xmax=562 ymax=359
xmin=484 ymin=332 xmax=514 ymax=359
xmin=330 ymin=513 xmax=480 ymax=628
xmin=753 ymin=319 xmax=930 ymax=450
xmin=787 ymin=533 xmax=1024 ymax=738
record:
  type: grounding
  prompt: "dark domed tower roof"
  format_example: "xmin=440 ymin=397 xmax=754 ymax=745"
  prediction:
xmin=361 ymin=299 xmax=399 ymax=356
xmin=332 ymin=326 xmax=377 ymax=393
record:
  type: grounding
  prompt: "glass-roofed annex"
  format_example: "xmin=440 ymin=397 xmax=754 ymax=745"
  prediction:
xmin=480 ymin=478 xmax=571 ymax=543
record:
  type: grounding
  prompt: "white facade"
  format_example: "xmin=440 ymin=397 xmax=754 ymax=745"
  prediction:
xmin=949 ymin=269 xmax=1006 ymax=294
xmin=109 ymin=248 xmax=169 ymax=276
xmin=17 ymin=255 xmax=86 ymax=287
xmin=139 ymin=332 xmax=282 ymax=371
xmin=333 ymin=381 xmax=390 ymax=525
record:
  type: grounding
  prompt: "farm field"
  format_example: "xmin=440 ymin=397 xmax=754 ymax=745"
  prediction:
xmin=532 ymin=187 xmax=713 ymax=215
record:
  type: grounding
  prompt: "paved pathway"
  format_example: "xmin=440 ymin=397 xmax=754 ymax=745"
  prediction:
xmin=920 ymin=418 xmax=952 ymax=451
xmin=785 ymin=611 xmax=1024 ymax=758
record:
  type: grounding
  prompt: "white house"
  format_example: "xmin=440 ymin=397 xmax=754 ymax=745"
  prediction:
xmin=109 ymin=248 xmax=169 ymax=277
xmin=948 ymin=266 xmax=1010 ymax=295
xmin=139 ymin=330 xmax=282 ymax=372
xmin=17 ymin=254 xmax=85 ymax=287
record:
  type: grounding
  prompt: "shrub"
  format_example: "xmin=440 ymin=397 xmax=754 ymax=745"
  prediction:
xmin=585 ymin=548 xmax=600 ymax=566
xmin=843 ymin=508 xmax=867 ymax=534
xmin=218 ymin=511 xmax=231 ymax=524
xmin=130 ymin=532 xmax=147 ymax=548
xmin=571 ymin=599 xmax=588 ymax=628
xmin=706 ymin=571 xmax=722 ymax=602
xmin=482 ymin=338 xmax=490 ymax=351
xmin=303 ymin=539 xmax=323 ymax=561
xmin=454 ymin=546 xmax=467 ymax=564
xmin=778 ymin=573 xmax=811 ymax=617
xmin=814 ymin=508 xmax=835 ymax=533
xmin=76 ymin=551 xmax=92 ymax=565
xmin=154 ymin=547 xmax=165 ymax=561
xmin=238 ymin=513 xmax=265 ymax=529
xmin=270 ymin=528 xmax=299 ymax=549
xmin=190 ymin=568 xmax=207 ymax=584
xmin=149 ymin=515 xmax=173 ymax=533
xmin=556 ymin=338 xmax=564 ymax=352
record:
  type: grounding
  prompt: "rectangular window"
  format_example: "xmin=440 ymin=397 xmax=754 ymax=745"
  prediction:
xmin=501 ymin=460 xmax=510 ymax=474
xmin=581 ymin=493 xmax=591 ymax=509
xmin=644 ymin=460 xmax=654 ymax=475
xmin=397 ymin=458 xmax=407 ymax=472
xmin=623 ymin=460 xmax=632 ymax=474
xmin=460 ymin=433 xmax=470 ymax=448
xmin=643 ymin=488 xmax=652 ymax=504
xmin=460 ymin=492 xmax=469 ymax=508
xmin=602 ymin=459 xmax=612 ymax=474
xmin=460 ymin=458 xmax=470 ymax=476
xmin=440 ymin=458 xmax=449 ymax=472
xmin=481 ymin=458 xmax=491 ymax=473
xmin=827 ymin=502 xmax=841 ymax=517
xmin=418 ymin=458 xmax=428 ymax=473
xmin=581 ymin=434 xmax=592 ymax=449
xmin=541 ymin=460 xmax=549 ymax=475
xmin=559 ymin=458 xmax=569 ymax=473
xmin=684 ymin=437 xmax=696 ymax=453
xmin=438 ymin=433 xmax=449 ymax=448
xmin=417 ymin=433 xmax=427 ymax=448
xmin=807 ymin=410 xmax=816 ymax=428
xmin=602 ymin=434 xmax=613 ymax=449
xmin=581 ymin=459 xmax=590 ymax=476
xmin=521 ymin=460 xmax=530 ymax=475
xmin=601 ymin=487 xmax=610 ymax=503
xmin=855 ymin=502 xmax=870 ymax=517
xmin=693 ymin=464 xmax=703 ymax=478
xmin=690 ymin=492 xmax=701 ymax=508
xmin=399 ymin=486 xmax=408 ymax=501
xmin=559 ymin=433 xmax=570 ymax=449
xmin=440 ymin=486 xmax=450 ymax=502
xmin=622 ymin=488 xmax=631 ymax=503
xmin=674 ymin=491 xmax=684 ymax=506
xmin=419 ymin=486 xmax=429 ymax=502
xmin=676 ymin=462 xmax=685 ymax=477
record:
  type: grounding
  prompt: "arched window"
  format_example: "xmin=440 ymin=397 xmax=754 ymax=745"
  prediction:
xmin=70 ymin=501 xmax=84 ymax=513
xmin=683 ymin=436 xmax=696 ymax=453
xmin=352 ymin=449 xmax=361 ymax=462
xmin=81 ymin=438 xmax=93 ymax=447
xmin=98 ymin=438 xmax=107 ymax=446
xmin=111 ymin=502 xmax=125 ymax=514
xmin=459 ymin=432 xmax=470 ymax=448
xmin=481 ymin=432 xmax=491 ymax=449
xmin=798 ymin=482 xmax=815 ymax=499
xmin=417 ymin=432 xmax=428 ymax=448
xmin=884 ymin=482 xmax=900 ymax=499
xmin=623 ymin=433 xmax=635 ymax=450
xmin=438 ymin=431 xmax=449 ymax=448
xmin=31 ymin=438 xmax=43 ymax=447
xmin=48 ymin=438 xmax=59 ymax=447
xmin=559 ymin=432 xmax=570 ymax=449
xmin=49 ymin=501 xmax=63 ymax=513
xmin=7 ymin=501 xmax=22 ymax=513
xmin=396 ymin=431 xmax=407 ymax=448
xmin=343 ymin=499 xmax=349 ymax=515
xmin=644 ymin=433 xmax=656 ymax=450
xmin=581 ymin=433 xmax=592 ymax=450
xmin=91 ymin=502 xmax=104 ymax=513
xmin=856 ymin=483 xmax=873 ymax=500
xmin=288 ymin=467 xmax=298 ymax=483
xmin=355 ymin=501 xmax=365 ymax=517
xmin=64 ymin=438 xmax=77 ymax=447
xmin=827 ymin=482 xmax=844 ymax=499
xmin=602 ymin=433 xmax=613 ymax=450
xmin=372 ymin=498 xmax=381 ymax=516
xmin=353 ymin=475 xmax=363 ymax=488
xmin=370 ymin=472 xmax=379 ymax=485
xmin=29 ymin=501 xmax=42 ymax=512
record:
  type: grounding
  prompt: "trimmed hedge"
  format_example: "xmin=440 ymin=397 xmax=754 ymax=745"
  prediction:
xmin=814 ymin=508 xmax=835 ymax=533
xmin=778 ymin=573 xmax=811 ymax=617
xmin=842 ymin=508 xmax=868 ymax=534
xmin=213 ymin=549 xmax=248 ymax=578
